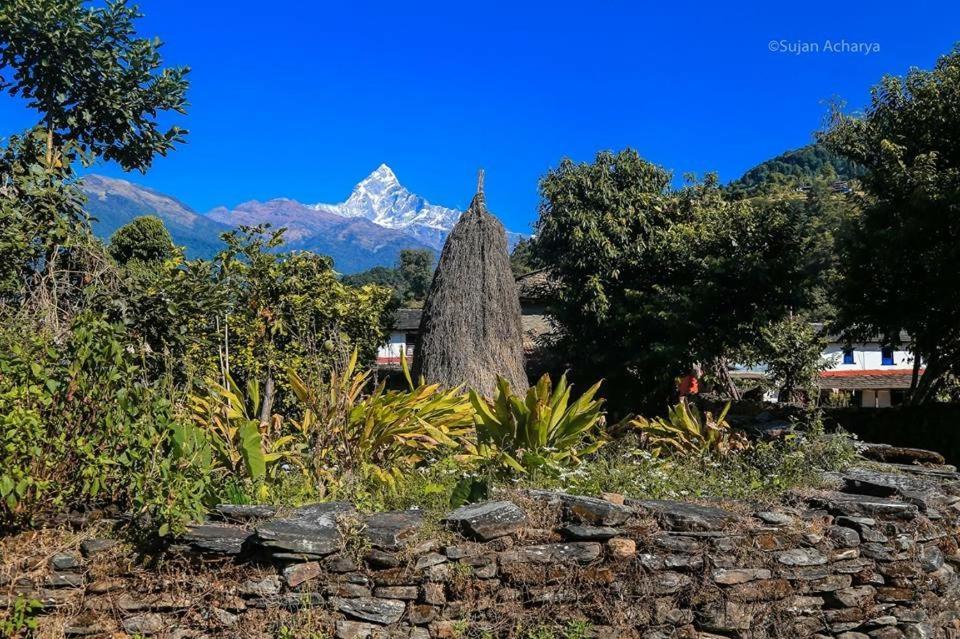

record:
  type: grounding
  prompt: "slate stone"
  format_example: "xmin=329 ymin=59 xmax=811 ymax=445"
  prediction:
xmin=827 ymin=525 xmax=862 ymax=548
xmin=182 ymin=524 xmax=252 ymax=555
xmin=363 ymin=510 xmax=423 ymax=550
xmin=443 ymin=501 xmax=526 ymax=541
xmin=373 ymin=585 xmax=418 ymax=600
xmin=712 ymin=568 xmax=772 ymax=585
xmin=50 ymin=553 xmax=82 ymax=572
xmin=921 ymin=545 xmax=945 ymax=572
xmin=214 ymin=504 xmax=278 ymax=522
xmin=756 ymin=511 xmax=793 ymax=526
xmin=414 ymin=552 xmax=447 ymax=571
xmin=254 ymin=502 xmax=353 ymax=557
xmin=282 ymin=561 xmax=321 ymax=588
xmin=558 ymin=524 xmax=621 ymax=540
xmin=336 ymin=620 xmax=376 ymax=639
xmin=46 ymin=573 xmax=83 ymax=588
xmin=80 ymin=539 xmax=117 ymax=557
xmin=333 ymin=596 xmax=406 ymax=625
xmin=653 ymin=571 xmax=690 ymax=595
xmin=827 ymin=585 xmax=876 ymax=608
xmin=807 ymin=492 xmax=919 ymax=520
xmin=777 ymin=548 xmax=828 ymax=566
xmin=121 ymin=614 xmax=165 ymax=636
xmin=365 ymin=548 xmax=401 ymax=569
xmin=240 ymin=575 xmax=282 ymax=598
xmin=630 ymin=499 xmax=737 ymax=532
xmin=500 ymin=542 xmax=602 ymax=564
xmin=527 ymin=490 xmax=634 ymax=526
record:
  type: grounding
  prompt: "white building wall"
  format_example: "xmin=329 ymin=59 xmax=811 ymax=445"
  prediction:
xmin=377 ymin=331 xmax=407 ymax=361
xmin=821 ymin=343 xmax=914 ymax=371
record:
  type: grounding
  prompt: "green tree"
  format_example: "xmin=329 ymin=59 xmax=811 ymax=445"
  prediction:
xmin=398 ymin=249 xmax=434 ymax=303
xmin=109 ymin=215 xmax=177 ymax=265
xmin=0 ymin=0 xmax=189 ymax=171
xmin=821 ymin=45 xmax=960 ymax=403
xmin=213 ymin=226 xmax=393 ymax=417
xmin=509 ymin=237 xmax=539 ymax=277
xmin=754 ymin=314 xmax=829 ymax=404
xmin=343 ymin=249 xmax=436 ymax=307
xmin=534 ymin=150 xmax=829 ymax=410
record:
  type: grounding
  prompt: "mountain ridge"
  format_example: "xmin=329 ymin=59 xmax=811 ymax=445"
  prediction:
xmin=81 ymin=165 xmax=525 ymax=273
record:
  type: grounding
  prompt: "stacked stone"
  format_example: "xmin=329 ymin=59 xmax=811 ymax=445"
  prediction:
xmin=11 ymin=446 xmax=960 ymax=638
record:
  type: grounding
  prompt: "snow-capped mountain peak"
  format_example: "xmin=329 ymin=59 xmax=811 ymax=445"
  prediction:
xmin=311 ymin=165 xmax=461 ymax=237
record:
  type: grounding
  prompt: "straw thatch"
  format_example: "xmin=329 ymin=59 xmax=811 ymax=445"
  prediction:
xmin=412 ymin=173 xmax=528 ymax=396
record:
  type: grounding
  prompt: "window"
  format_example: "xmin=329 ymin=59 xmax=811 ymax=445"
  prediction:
xmin=842 ymin=348 xmax=854 ymax=365
xmin=881 ymin=347 xmax=895 ymax=366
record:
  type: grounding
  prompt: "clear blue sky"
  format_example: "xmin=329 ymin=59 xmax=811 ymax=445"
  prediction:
xmin=2 ymin=0 xmax=958 ymax=233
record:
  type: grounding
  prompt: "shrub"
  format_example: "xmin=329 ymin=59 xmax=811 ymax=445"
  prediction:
xmin=466 ymin=374 xmax=605 ymax=476
xmin=0 ymin=314 xmax=212 ymax=534
xmin=288 ymin=352 xmax=475 ymax=492
xmin=628 ymin=399 xmax=750 ymax=456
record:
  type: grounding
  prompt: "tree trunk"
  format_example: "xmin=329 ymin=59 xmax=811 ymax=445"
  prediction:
xmin=259 ymin=375 xmax=275 ymax=425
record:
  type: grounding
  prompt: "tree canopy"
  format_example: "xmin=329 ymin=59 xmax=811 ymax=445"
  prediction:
xmin=0 ymin=0 xmax=189 ymax=171
xmin=821 ymin=45 xmax=960 ymax=403
xmin=109 ymin=215 xmax=177 ymax=265
xmin=532 ymin=149 xmax=835 ymax=410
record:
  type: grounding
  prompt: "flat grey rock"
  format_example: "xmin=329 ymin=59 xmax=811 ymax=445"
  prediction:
xmin=121 ymin=614 xmax=165 ymax=636
xmin=333 ymin=596 xmax=406 ymax=625
xmin=859 ymin=443 xmax=945 ymax=466
xmin=755 ymin=511 xmax=793 ymax=526
xmin=50 ymin=553 xmax=82 ymax=572
xmin=182 ymin=524 xmax=252 ymax=555
xmin=527 ymin=490 xmax=634 ymax=526
xmin=443 ymin=500 xmax=526 ymax=541
xmin=558 ymin=523 xmax=622 ymax=540
xmin=500 ymin=542 xmax=602 ymax=565
xmin=807 ymin=492 xmax=919 ymax=520
xmin=254 ymin=502 xmax=354 ymax=556
xmin=777 ymin=548 xmax=828 ymax=566
xmin=80 ymin=539 xmax=117 ymax=558
xmin=630 ymin=499 xmax=737 ymax=532
xmin=363 ymin=510 xmax=423 ymax=550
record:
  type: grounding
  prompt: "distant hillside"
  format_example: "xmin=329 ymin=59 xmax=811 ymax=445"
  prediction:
xmin=206 ymin=198 xmax=437 ymax=273
xmin=727 ymin=144 xmax=865 ymax=196
xmin=83 ymin=175 xmax=231 ymax=260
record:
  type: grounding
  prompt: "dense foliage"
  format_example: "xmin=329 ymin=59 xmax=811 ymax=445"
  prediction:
xmin=822 ymin=45 xmax=960 ymax=403
xmin=343 ymin=248 xmax=435 ymax=306
xmin=531 ymin=151 xmax=834 ymax=410
xmin=108 ymin=215 xmax=176 ymax=265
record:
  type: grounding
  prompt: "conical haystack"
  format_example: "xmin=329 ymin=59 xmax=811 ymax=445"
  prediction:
xmin=413 ymin=172 xmax=528 ymax=396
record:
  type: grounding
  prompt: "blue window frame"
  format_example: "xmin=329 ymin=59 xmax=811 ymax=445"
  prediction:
xmin=881 ymin=347 xmax=895 ymax=366
xmin=842 ymin=348 xmax=855 ymax=365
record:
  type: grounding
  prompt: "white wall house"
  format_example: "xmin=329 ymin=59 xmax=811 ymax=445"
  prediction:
xmin=819 ymin=337 xmax=918 ymax=408
xmin=376 ymin=308 xmax=421 ymax=366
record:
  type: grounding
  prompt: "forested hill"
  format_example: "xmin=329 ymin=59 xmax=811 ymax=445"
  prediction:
xmin=727 ymin=144 xmax=865 ymax=197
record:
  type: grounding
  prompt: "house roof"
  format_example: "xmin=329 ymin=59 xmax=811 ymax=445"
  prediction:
xmin=391 ymin=308 xmax=422 ymax=331
xmin=515 ymin=268 xmax=558 ymax=303
xmin=818 ymin=369 xmax=918 ymax=390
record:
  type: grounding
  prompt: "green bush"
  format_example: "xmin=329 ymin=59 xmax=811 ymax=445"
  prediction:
xmin=466 ymin=374 xmax=605 ymax=476
xmin=0 ymin=315 xmax=212 ymax=534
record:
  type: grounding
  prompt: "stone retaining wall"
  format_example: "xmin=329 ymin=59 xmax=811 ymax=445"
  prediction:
xmin=5 ymin=446 xmax=960 ymax=638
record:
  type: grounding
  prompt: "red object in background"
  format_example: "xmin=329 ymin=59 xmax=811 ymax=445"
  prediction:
xmin=678 ymin=375 xmax=699 ymax=397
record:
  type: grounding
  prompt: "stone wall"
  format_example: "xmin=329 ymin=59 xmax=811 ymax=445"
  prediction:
xmin=4 ymin=446 xmax=960 ymax=638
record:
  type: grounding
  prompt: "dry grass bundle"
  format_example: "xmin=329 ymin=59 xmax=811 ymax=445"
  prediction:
xmin=413 ymin=173 xmax=527 ymax=397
